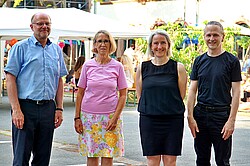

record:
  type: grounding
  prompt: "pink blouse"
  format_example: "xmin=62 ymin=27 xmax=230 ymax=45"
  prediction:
xmin=78 ymin=58 xmax=128 ymax=114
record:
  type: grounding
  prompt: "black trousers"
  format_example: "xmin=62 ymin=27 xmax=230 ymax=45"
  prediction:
xmin=193 ymin=104 xmax=232 ymax=166
xmin=12 ymin=100 xmax=56 ymax=166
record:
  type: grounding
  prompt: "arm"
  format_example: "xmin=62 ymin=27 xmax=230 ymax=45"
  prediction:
xmin=242 ymin=59 xmax=250 ymax=72
xmin=6 ymin=73 xmax=24 ymax=129
xmin=135 ymin=63 xmax=142 ymax=101
xmin=177 ymin=62 xmax=188 ymax=100
xmin=221 ymin=81 xmax=241 ymax=140
xmin=54 ymin=77 xmax=64 ymax=128
xmin=106 ymin=88 xmax=127 ymax=131
xmin=187 ymin=80 xmax=199 ymax=138
xmin=74 ymin=67 xmax=81 ymax=79
xmin=74 ymin=87 xmax=85 ymax=134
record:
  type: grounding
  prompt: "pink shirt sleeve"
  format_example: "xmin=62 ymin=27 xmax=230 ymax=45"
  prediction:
xmin=78 ymin=62 xmax=87 ymax=89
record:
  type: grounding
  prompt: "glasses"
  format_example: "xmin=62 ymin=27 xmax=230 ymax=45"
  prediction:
xmin=32 ymin=22 xmax=51 ymax=27
xmin=96 ymin=39 xmax=110 ymax=45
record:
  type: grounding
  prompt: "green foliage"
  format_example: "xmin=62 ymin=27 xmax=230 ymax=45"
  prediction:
xmin=135 ymin=21 xmax=242 ymax=75
xmin=223 ymin=26 xmax=239 ymax=55
xmin=135 ymin=38 xmax=147 ymax=54
xmin=13 ymin=0 xmax=24 ymax=7
xmin=237 ymin=36 xmax=250 ymax=49
xmin=237 ymin=35 xmax=250 ymax=61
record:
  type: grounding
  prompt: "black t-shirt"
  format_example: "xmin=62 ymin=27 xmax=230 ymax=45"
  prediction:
xmin=190 ymin=51 xmax=242 ymax=106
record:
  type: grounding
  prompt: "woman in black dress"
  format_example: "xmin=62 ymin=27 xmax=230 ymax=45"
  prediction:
xmin=135 ymin=29 xmax=187 ymax=166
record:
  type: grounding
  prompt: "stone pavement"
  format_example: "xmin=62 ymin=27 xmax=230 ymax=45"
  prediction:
xmin=1 ymin=95 xmax=250 ymax=166
xmin=0 ymin=96 xmax=146 ymax=166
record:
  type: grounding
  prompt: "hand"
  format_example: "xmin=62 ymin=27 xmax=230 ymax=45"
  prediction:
xmin=106 ymin=117 xmax=118 ymax=131
xmin=74 ymin=119 xmax=84 ymax=134
xmin=221 ymin=119 xmax=235 ymax=140
xmin=54 ymin=110 xmax=63 ymax=128
xmin=187 ymin=116 xmax=199 ymax=138
xmin=12 ymin=109 xmax=24 ymax=129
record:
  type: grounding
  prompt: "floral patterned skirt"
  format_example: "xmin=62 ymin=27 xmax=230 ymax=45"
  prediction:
xmin=78 ymin=112 xmax=124 ymax=157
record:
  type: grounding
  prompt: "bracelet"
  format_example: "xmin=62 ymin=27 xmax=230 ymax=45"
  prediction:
xmin=56 ymin=108 xmax=63 ymax=112
xmin=74 ymin=117 xmax=81 ymax=121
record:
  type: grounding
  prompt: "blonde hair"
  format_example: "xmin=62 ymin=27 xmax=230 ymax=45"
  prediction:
xmin=92 ymin=30 xmax=117 ymax=55
xmin=120 ymin=54 xmax=134 ymax=75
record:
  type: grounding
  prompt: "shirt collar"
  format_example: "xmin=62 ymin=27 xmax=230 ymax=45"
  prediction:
xmin=30 ymin=35 xmax=52 ymax=46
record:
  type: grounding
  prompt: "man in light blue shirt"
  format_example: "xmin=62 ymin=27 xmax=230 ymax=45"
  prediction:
xmin=4 ymin=12 xmax=68 ymax=166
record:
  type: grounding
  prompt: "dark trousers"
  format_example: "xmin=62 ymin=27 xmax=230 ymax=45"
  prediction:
xmin=12 ymin=100 xmax=56 ymax=166
xmin=193 ymin=104 xmax=232 ymax=166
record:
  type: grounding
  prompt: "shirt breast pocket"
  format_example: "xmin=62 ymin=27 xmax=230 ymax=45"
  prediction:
xmin=46 ymin=52 xmax=60 ymax=78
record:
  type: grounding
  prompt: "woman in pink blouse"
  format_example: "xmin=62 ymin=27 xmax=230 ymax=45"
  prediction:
xmin=74 ymin=30 xmax=128 ymax=166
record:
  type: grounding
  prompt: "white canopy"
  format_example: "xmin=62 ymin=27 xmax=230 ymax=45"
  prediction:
xmin=0 ymin=8 xmax=151 ymax=102
xmin=0 ymin=7 xmax=150 ymax=40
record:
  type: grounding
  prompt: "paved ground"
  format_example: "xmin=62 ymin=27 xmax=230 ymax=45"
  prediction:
xmin=1 ymin=96 xmax=250 ymax=166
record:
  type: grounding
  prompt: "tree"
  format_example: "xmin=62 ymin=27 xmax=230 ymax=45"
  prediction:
xmin=136 ymin=21 xmax=241 ymax=75
xmin=237 ymin=36 xmax=250 ymax=62
xmin=0 ymin=0 xmax=8 ymax=7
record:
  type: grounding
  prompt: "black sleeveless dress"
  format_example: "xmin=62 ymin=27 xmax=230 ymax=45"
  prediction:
xmin=138 ymin=59 xmax=185 ymax=156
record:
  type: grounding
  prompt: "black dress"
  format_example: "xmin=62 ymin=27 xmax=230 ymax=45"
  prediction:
xmin=138 ymin=59 xmax=185 ymax=156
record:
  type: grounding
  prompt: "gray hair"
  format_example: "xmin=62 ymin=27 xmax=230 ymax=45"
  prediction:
xmin=146 ymin=29 xmax=172 ymax=57
xmin=204 ymin=21 xmax=224 ymax=35
xmin=31 ymin=12 xmax=51 ymax=23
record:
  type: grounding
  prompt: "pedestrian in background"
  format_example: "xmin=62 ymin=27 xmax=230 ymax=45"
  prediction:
xmin=120 ymin=54 xmax=134 ymax=88
xmin=187 ymin=21 xmax=242 ymax=166
xmin=74 ymin=30 xmax=128 ymax=166
xmin=4 ymin=12 xmax=68 ymax=166
xmin=135 ymin=29 xmax=187 ymax=166
xmin=74 ymin=56 xmax=85 ymax=87
xmin=124 ymin=43 xmax=135 ymax=63
xmin=241 ymin=56 xmax=250 ymax=73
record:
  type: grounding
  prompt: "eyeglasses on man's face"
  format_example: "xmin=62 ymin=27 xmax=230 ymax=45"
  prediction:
xmin=32 ymin=22 xmax=52 ymax=27
xmin=96 ymin=39 xmax=110 ymax=45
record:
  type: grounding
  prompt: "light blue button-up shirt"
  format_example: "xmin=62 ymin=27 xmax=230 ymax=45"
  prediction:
xmin=4 ymin=35 xmax=68 ymax=100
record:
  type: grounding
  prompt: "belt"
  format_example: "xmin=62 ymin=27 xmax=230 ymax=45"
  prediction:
xmin=197 ymin=103 xmax=230 ymax=111
xmin=19 ymin=99 xmax=53 ymax=105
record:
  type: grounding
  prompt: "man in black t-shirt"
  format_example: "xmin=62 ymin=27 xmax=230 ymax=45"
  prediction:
xmin=187 ymin=21 xmax=242 ymax=166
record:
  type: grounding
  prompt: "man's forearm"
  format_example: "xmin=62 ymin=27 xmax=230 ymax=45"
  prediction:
xmin=187 ymin=92 xmax=197 ymax=118
xmin=6 ymin=73 xmax=21 ymax=111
